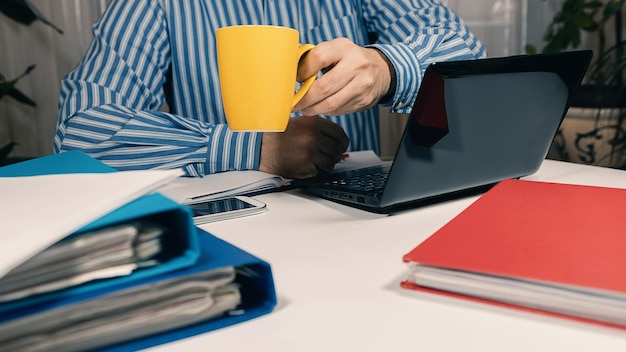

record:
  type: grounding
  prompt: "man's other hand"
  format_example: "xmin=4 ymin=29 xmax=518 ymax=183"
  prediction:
xmin=259 ymin=116 xmax=349 ymax=179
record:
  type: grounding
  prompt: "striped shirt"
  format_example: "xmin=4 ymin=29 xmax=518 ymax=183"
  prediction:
xmin=55 ymin=0 xmax=486 ymax=176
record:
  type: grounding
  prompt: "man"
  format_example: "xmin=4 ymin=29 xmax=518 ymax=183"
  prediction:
xmin=55 ymin=0 xmax=486 ymax=178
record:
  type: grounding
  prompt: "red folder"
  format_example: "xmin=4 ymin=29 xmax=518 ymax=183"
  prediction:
xmin=401 ymin=178 xmax=626 ymax=330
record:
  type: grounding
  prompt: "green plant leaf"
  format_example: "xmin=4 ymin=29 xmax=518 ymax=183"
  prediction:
xmin=0 ymin=65 xmax=37 ymax=107
xmin=540 ymin=0 xmax=605 ymax=53
xmin=574 ymin=13 xmax=599 ymax=31
xmin=2 ymin=85 xmax=37 ymax=107
xmin=0 ymin=142 xmax=17 ymax=162
xmin=525 ymin=44 xmax=537 ymax=55
xmin=582 ymin=0 xmax=604 ymax=10
xmin=0 ymin=0 xmax=63 ymax=34
xmin=0 ymin=0 xmax=36 ymax=25
xmin=603 ymin=0 xmax=626 ymax=21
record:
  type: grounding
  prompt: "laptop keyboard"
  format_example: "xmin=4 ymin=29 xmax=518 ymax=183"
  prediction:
xmin=318 ymin=163 xmax=392 ymax=195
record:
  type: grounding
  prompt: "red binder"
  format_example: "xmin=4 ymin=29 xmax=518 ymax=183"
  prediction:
xmin=402 ymin=178 xmax=626 ymax=330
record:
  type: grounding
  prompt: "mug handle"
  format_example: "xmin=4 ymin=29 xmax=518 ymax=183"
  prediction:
xmin=292 ymin=43 xmax=316 ymax=107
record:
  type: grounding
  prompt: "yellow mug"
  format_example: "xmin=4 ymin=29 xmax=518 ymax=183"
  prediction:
xmin=216 ymin=25 xmax=316 ymax=131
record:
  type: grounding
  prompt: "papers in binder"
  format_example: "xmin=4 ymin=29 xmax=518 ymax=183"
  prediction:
xmin=407 ymin=264 xmax=626 ymax=327
xmin=0 ymin=222 xmax=165 ymax=302
xmin=0 ymin=267 xmax=240 ymax=351
xmin=0 ymin=169 xmax=183 ymax=278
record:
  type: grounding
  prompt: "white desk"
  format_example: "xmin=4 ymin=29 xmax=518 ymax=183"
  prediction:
xmin=151 ymin=160 xmax=626 ymax=352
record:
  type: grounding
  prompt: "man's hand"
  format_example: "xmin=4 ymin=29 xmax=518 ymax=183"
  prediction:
xmin=292 ymin=38 xmax=393 ymax=116
xmin=259 ymin=116 xmax=349 ymax=179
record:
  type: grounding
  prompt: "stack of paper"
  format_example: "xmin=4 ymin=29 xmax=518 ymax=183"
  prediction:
xmin=0 ymin=267 xmax=239 ymax=351
xmin=0 ymin=221 xmax=165 ymax=302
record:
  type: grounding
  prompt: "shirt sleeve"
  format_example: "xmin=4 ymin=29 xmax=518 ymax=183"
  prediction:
xmin=54 ymin=0 xmax=261 ymax=177
xmin=362 ymin=0 xmax=487 ymax=114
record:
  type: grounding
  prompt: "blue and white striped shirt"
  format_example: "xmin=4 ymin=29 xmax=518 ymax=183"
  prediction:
xmin=55 ymin=0 xmax=486 ymax=176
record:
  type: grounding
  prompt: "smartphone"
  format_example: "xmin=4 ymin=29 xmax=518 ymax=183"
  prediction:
xmin=186 ymin=196 xmax=267 ymax=225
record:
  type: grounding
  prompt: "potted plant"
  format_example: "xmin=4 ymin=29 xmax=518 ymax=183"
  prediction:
xmin=0 ymin=0 xmax=62 ymax=166
xmin=527 ymin=0 xmax=626 ymax=169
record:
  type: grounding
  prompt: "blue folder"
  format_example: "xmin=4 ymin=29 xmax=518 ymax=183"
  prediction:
xmin=0 ymin=151 xmax=277 ymax=350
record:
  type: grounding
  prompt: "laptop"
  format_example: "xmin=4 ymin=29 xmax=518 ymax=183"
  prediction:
xmin=292 ymin=50 xmax=592 ymax=213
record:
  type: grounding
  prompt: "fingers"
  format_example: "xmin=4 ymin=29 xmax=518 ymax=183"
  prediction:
xmin=293 ymin=39 xmax=391 ymax=116
xmin=296 ymin=40 xmax=340 ymax=82
xmin=258 ymin=116 xmax=349 ymax=179
xmin=317 ymin=116 xmax=350 ymax=151
xmin=312 ymin=133 xmax=348 ymax=172
xmin=293 ymin=39 xmax=351 ymax=113
xmin=293 ymin=116 xmax=349 ymax=175
xmin=303 ymin=77 xmax=378 ymax=116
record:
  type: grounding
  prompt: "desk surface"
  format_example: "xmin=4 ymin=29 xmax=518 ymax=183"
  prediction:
xmin=150 ymin=160 xmax=626 ymax=352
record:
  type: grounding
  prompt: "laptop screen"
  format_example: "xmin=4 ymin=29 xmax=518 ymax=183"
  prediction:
xmin=380 ymin=51 xmax=592 ymax=208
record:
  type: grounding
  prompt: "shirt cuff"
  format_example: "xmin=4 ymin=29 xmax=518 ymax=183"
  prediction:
xmin=205 ymin=124 xmax=262 ymax=174
xmin=367 ymin=43 xmax=422 ymax=114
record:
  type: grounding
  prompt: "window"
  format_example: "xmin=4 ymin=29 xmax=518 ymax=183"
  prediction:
xmin=444 ymin=0 xmax=529 ymax=57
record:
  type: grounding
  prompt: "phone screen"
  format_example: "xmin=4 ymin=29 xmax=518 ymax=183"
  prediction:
xmin=188 ymin=197 xmax=257 ymax=217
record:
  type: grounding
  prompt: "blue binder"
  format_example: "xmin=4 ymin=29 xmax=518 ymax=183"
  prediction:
xmin=0 ymin=151 xmax=277 ymax=350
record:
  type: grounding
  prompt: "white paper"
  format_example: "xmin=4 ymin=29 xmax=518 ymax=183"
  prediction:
xmin=331 ymin=150 xmax=384 ymax=173
xmin=159 ymin=170 xmax=287 ymax=203
xmin=409 ymin=264 xmax=626 ymax=327
xmin=158 ymin=150 xmax=384 ymax=204
xmin=0 ymin=169 xmax=183 ymax=278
